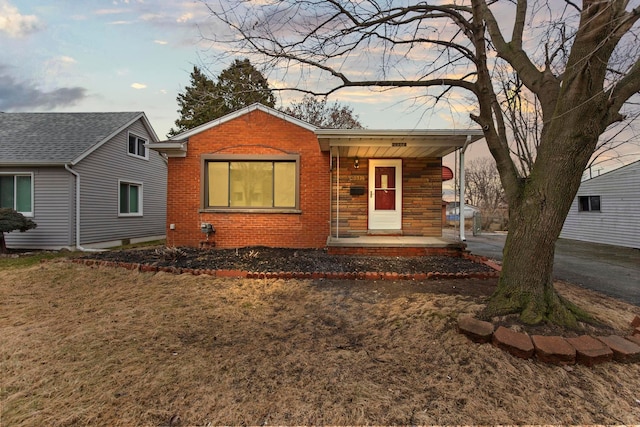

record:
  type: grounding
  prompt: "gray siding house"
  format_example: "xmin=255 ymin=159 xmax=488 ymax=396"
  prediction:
xmin=560 ymin=160 xmax=639 ymax=249
xmin=0 ymin=112 xmax=167 ymax=250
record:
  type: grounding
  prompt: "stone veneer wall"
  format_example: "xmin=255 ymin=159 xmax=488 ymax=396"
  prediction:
xmin=330 ymin=157 xmax=443 ymax=236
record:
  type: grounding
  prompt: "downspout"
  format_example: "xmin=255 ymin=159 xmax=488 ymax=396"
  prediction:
xmin=65 ymin=164 xmax=101 ymax=252
xmin=459 ymin=135 xmax=472 ymax=242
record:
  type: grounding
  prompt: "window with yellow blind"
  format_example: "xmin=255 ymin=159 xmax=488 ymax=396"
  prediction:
xmin=202 ymin=154 xmax=300 ymax=211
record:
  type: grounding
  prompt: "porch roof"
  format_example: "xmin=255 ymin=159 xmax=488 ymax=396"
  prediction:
xmin=315 ymin=129 xmax=484 ymax=158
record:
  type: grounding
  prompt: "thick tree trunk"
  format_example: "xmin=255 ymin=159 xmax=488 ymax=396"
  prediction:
xmin=484 ymin=193 xmax=590 ymax=327
xmin=484 ymin=126 xmax=603 ymax=326
xmin=474 ymin=0 xmax=637 ymax=327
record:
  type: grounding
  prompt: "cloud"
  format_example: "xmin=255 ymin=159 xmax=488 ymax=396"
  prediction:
xmin=0 ymin=1 xmax=43 ymax=37
xmin=0 ymin=67 xmax=87 ymax=110
xmin=60 ymin=56 xmax=76 ymax=64
xmin=43 ymin=56 xmax=79 ymax=81
xmin=94 ymin=8 xmax=126 ymax=15
xmin=154 ymin=39 xmax=168 ymax=45
xmin=131 ymin=82 xmax=147 ymax=89
xmin=176 ymin=12 xmax=193 ymax=23
xmin=48 ymin=55 xmax=77 ymax=66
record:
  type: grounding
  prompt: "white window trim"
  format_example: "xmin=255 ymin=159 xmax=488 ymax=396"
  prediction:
xmin=118 ymin=179 xmax=144 ymax=217
xmin=127 ymin=131 xmax=149 ymax=160
xmin=0 ymin=172 xmax=34 ymax=217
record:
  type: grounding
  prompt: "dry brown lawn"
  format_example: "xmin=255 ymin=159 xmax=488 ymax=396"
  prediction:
xmin=2 ymin=261 xmax=640 ymax=426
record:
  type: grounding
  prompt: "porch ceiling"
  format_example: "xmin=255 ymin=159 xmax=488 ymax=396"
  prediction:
xmin=316 ymin=129 xmax=484 ymax=158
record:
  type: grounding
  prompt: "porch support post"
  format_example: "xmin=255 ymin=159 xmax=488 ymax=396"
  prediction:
xmin=459 ymin=135 xmax=472 ymax=241
xmin=336 ymin=149 xmax=340 ymax=238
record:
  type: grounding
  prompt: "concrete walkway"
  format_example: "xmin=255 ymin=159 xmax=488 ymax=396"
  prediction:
xmin=463 ymin=231 xmax=640 ymax=306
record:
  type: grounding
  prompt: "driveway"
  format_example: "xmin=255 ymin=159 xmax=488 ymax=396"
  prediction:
xmin=464 ymin=232 xmax=640 ymax=306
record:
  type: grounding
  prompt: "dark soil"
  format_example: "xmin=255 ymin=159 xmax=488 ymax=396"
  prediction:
xmin=81 ymin=246 xmax=495 ymax=274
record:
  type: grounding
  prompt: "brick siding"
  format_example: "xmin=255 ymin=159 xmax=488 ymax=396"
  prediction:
xmin=165 ymin=110 xmax=330 ymax=248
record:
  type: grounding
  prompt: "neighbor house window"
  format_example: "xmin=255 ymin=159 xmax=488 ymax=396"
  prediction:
xmin=203 ymin=155 xmax=299 ymax=210
xmin=578 ymin=195 xmax=600 ymax=212
xmin=128 ymin=133 xmax=147 ymax=159
xmin=0 ymin=173 xmax=33 ymax=216
xmin=119 ymin=180 xmax=143 ymax=216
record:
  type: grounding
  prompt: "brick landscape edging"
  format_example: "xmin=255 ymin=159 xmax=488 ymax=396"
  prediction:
xmin=458 ymin=315 xmax=640 ymax=366
xmin=67 ymin=258 xmax=500 ymax=281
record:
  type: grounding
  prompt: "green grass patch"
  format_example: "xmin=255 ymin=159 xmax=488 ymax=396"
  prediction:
xmin=109 ymin=239 xmax=166 ymax=250
xmin=0 ymin=250 xmax=76 ymax=269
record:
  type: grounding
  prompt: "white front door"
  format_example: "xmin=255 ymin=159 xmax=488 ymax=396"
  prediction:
xmin=368 ymin=159 xmax=402 ymax=230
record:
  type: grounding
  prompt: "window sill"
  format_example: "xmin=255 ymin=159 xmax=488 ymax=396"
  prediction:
xmin=127 ymin=153 xmax=149 ymax=161
xmin=199 ymin=208 xmax=302 ymax=214
xmin=118 ymin=213 xmax=143 ymax=218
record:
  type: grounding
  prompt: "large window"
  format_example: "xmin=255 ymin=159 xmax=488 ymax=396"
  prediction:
xmin=119 ymin=180 xmax=143 ymax=216
xmin=0 ymin=174 xmax=33 ymax=216
xmin=203 ymin=155 xmax=299 ymax=210
xmin=578 ymin=195 xmax=601 ymax=212
xmin=128 ymin=133 xmax=147 ymax=159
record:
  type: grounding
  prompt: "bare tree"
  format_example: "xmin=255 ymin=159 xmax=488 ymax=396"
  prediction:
xmin=283 ymin=95 xmax=364 ymax=129
xmin=498 ymin=67 xmax=640 ymax=177
xmin=204 ymin=0 xmax=640 ymax=326
xmin=464 ymin=158 xmax=507 ymax=230
xmin=465 ymin=158 xmax=505 ymax=210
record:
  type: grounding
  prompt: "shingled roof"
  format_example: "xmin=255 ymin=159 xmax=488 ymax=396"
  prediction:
xmin=0 ymin=112 xmax=156 ymax=165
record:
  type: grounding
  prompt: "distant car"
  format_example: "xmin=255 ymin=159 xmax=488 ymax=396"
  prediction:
xmin=446 ymin=202 xmax=480 ymax=219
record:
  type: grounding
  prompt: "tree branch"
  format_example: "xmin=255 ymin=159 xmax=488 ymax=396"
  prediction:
xmin=511 ymin=0 xmax=527 ymax=49
xmin=482 ymin=0 xmax=559 ymax=108
xmin=606 ymin=57 xmax=640 ymax=126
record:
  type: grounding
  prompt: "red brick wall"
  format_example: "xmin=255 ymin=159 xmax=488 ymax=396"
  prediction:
xmin=330 ymin=157 xmax=443 ymax=236
xmin=166 ymin=110 xmax=330 ymax=248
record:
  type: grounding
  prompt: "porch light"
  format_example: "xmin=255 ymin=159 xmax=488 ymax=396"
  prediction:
xmin=354 ymin=157 xmax=359 ymax=169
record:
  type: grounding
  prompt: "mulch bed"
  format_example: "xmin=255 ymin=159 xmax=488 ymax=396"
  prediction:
xmin=79 ymin=246 xmax=495 ymax=275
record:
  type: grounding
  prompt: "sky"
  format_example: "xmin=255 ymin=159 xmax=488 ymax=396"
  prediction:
xmin=1 ymin=0 xmax=638 ymax=177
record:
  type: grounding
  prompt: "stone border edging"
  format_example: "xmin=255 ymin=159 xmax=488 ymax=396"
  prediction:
xmin=66 ymin=258 xmax=500 ymax=281
xmin=461 ymin=252 xmax=502 ymax=272
xmin=458 ymin=316 xmax=640 ymax=366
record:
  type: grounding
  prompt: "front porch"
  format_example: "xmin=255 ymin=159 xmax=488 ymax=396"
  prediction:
xmin=316 ymin=128 xmax=484 ymax=255
xmin=326 ymin=232 xmax=466 ymax=256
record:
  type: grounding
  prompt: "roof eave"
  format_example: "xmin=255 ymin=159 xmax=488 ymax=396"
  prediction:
xmin=71 ymin=112 xmax=160 ymax=165
xmin=316 ymin=129 xmax=485 ymax=156
xmin=0 ymin=161 xmax=69 ymax=167
xmin=168 ymin=103 xmax=318 ymax=140
xmin=147 ymin=141 xmax=188 ymax=158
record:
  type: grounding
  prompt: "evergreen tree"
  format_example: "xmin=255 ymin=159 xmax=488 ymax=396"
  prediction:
xmin=168 ymin=66 xmax=218 ymax=137
xmin=215 ymin=58 xmax=276 ymax=114
xmin=169 ymin=60 xmax=276 ymax=137
xmin=0 ymin=208 xmax=37 ymax=253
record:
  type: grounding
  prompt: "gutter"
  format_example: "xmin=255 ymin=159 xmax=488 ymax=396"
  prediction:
xmin=64 ymin=164 xmax=102 ymax=252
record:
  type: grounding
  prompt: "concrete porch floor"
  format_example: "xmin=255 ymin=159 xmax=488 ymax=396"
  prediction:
xmin=326 ymin=235 xmax=461 ymax=248
xmin=325 ymin=229 xmax=467 ymax=256
xmin=327 ymin=228 xmax=465 ymax=248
